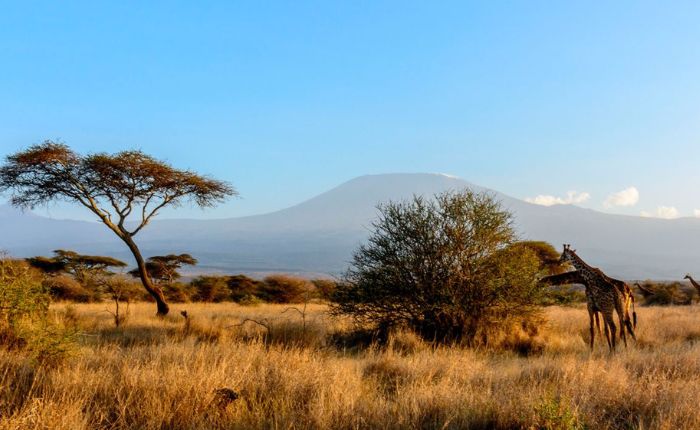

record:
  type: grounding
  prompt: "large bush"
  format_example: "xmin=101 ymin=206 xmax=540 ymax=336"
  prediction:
xmin=0 ymin=256 xmax=74 ymax=362
xmin=331 ymin=190 xmax=546 ymax=344
xmin=0 ymin=258 xmax=49 ymax=334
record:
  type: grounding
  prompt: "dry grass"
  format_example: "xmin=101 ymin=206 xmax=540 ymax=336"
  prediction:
xmin=3 ymin=303 xmax=700 ymax=429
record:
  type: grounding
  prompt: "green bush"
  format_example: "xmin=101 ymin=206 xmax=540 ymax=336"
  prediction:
xmin=533 ymin=396 xmax=583 ymax=430
xmin=331 ymin=190 xmax=545 ymax=344
xmin=0 ymin=257 xmax=74 ymax=363
xmin=0 ymin=259 xmax=49 ymax=332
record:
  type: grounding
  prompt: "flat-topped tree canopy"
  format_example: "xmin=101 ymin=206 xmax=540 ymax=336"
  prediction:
xmin=0 ymin=142 xmax=234 ymax=234
xmin=0 ymin=141 xmax=236 ymax=315
xmin=28 ymin=250 xmax=128 ymax=282
xmin=128 ymin=254 xmax=198 ymax=284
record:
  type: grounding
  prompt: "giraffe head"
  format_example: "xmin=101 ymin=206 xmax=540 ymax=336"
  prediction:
xmin=684 ymin=274 xmax=692 ymax=280
xmin=558 ymin=244 xmax=576 ymax=265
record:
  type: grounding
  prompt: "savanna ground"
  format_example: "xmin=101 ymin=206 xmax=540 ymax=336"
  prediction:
xmin=3 ymin=302 xmax=700 ymax=429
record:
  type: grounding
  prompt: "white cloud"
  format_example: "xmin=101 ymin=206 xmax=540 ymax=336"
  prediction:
xmin=658 ymin=206 xmax=680 ymax=219
xmin=604 ymin=187 xmax=639 ymax=208
xmin=640 ymin=206 xmax=679 ymax=219
xmin=694 ymin=209 xmax=700 ymax=218
xmin=525 ymin=191 xmax=591 ymax=206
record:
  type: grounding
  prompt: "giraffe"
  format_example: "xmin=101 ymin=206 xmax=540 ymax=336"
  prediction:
xmin=540 ymin=270 xmax=637 ymax=346
xmin=540 ymin=271 xmax=604 ymax=340
xmin=558 ymin=245 xmax=636 ymax=351
xmin=634 ymin=282 xmax=656 ymax=300
xmin=684 ymin=274 xmax=700 ymax=303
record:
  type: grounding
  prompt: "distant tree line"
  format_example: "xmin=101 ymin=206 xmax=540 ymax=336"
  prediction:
xmin=25 ymin=249 xmax=336 ymax=304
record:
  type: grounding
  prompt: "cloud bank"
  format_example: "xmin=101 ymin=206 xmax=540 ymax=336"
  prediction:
xmin=525 ymin=191 xmax=591 ymax=206
xmin=640 ymin=206 xmax=679 ymax=219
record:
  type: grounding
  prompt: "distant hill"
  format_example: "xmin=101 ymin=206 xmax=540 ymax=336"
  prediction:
xmin=2 ymin=173 xmax=700 ymax=279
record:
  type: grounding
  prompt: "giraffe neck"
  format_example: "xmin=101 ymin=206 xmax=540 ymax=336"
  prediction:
xmin=689 ymin=276 xmax=700 ymax=289
xmin=567 ymin=251 xmax=595 ymax=275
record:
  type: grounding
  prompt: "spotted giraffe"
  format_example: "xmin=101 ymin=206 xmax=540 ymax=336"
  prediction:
xmin=540 ymin=269 xmax=637 ymax=347
xmin=558 ymin=245 xmax=636 ymax=351
xmin=540 ymin=271 xmax=603 ymax=337
xmin=684 ymin=274 xmax=700 ymax=302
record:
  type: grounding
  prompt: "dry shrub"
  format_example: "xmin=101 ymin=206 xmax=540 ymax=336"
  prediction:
xmin=639 ymin=281 xmax=691 ymax=306
xmin=191 ymin=276 xmax=231 ymax=302
xmin=227 ymin=274 xmax=263 ymax=302
xmin=311 ymin=278 xmax=337 ymax=300
xmin=258 ymin=275 xmax=316 ymax=303
xmin=43 ymin=275 xmax=95 ymax=302
xmin=162 ymin=282 xmax=194 ymax=302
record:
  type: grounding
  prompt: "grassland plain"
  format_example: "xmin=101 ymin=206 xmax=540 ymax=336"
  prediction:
xmin=3 ymin=302 xmax=700 ymax=429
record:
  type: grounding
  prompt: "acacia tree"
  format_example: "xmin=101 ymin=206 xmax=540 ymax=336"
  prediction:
xmin=331 ymin=190 xmax=547 ymax=344
xmin=0 ymin=142 xmax=235 ymax=315
xmin=28 ymin=249 xmax=128 ymax=284
xmin=128 ymin=253 xmax=197 ymax=285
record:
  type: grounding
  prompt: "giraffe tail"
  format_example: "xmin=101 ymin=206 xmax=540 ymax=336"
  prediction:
xmin=632 ymin=294 xmax=637 ymax=329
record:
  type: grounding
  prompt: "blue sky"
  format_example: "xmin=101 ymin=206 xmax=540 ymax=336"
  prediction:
xmin=1 ymin=1 xmax=700 ymax=220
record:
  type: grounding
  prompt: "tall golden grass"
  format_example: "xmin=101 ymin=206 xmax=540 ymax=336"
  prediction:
xmin=3 ymin=302 xmax=700 ymax=429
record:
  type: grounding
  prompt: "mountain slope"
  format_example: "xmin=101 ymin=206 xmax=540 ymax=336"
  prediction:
xmin=2 ymin=173 xmax=699 ymax=279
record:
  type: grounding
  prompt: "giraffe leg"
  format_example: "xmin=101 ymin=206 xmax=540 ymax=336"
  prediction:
xmin=603 ymin=319 xmax=611 ymax=350
xmin=625 ymin=313 xmax=637 ymax=342
xmin=588 ymin=307 xmax=596 ymax=350
xmin=595 ymin=312 xmax=602 ymax=336
xmin=616 ymin=300 xmax=628 ymax=348
xmin=625 ymin=295 xmax=637 ymax=342
xmin=604 ymin=311 xmax=616 ymax=352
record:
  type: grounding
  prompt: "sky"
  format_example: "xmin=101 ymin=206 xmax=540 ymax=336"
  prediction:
xmin=1 ymin=1 xmax=700 ymax=220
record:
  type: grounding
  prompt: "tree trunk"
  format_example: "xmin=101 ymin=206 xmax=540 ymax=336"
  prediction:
xmin=122 ymin=235 xmax=170 ymax=315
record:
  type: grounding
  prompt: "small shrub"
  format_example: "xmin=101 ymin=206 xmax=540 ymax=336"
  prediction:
xmin=258 ymin=275 xmax=316 ymax=303
xmin=43 ymin=275 xmax=96 ymax=302
xmin=227 ymin=274 xmax=263 ymax=302
xmin=238 ymin=294 xmax=262 ymax=306
xmin=639 ymin=281 xmax=691 ymax=306
xmin=191 ymin=276 xmax=231 ymax=302
xmin=18 ymin=320 xmax=77 ymax=365
xmin=163 ymin=282 xmax=194 ymax=302
xmin=311 ymin=278 xmax=337 ymax=301
xmin=532 ymin=396 xmax=583 ymax=430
